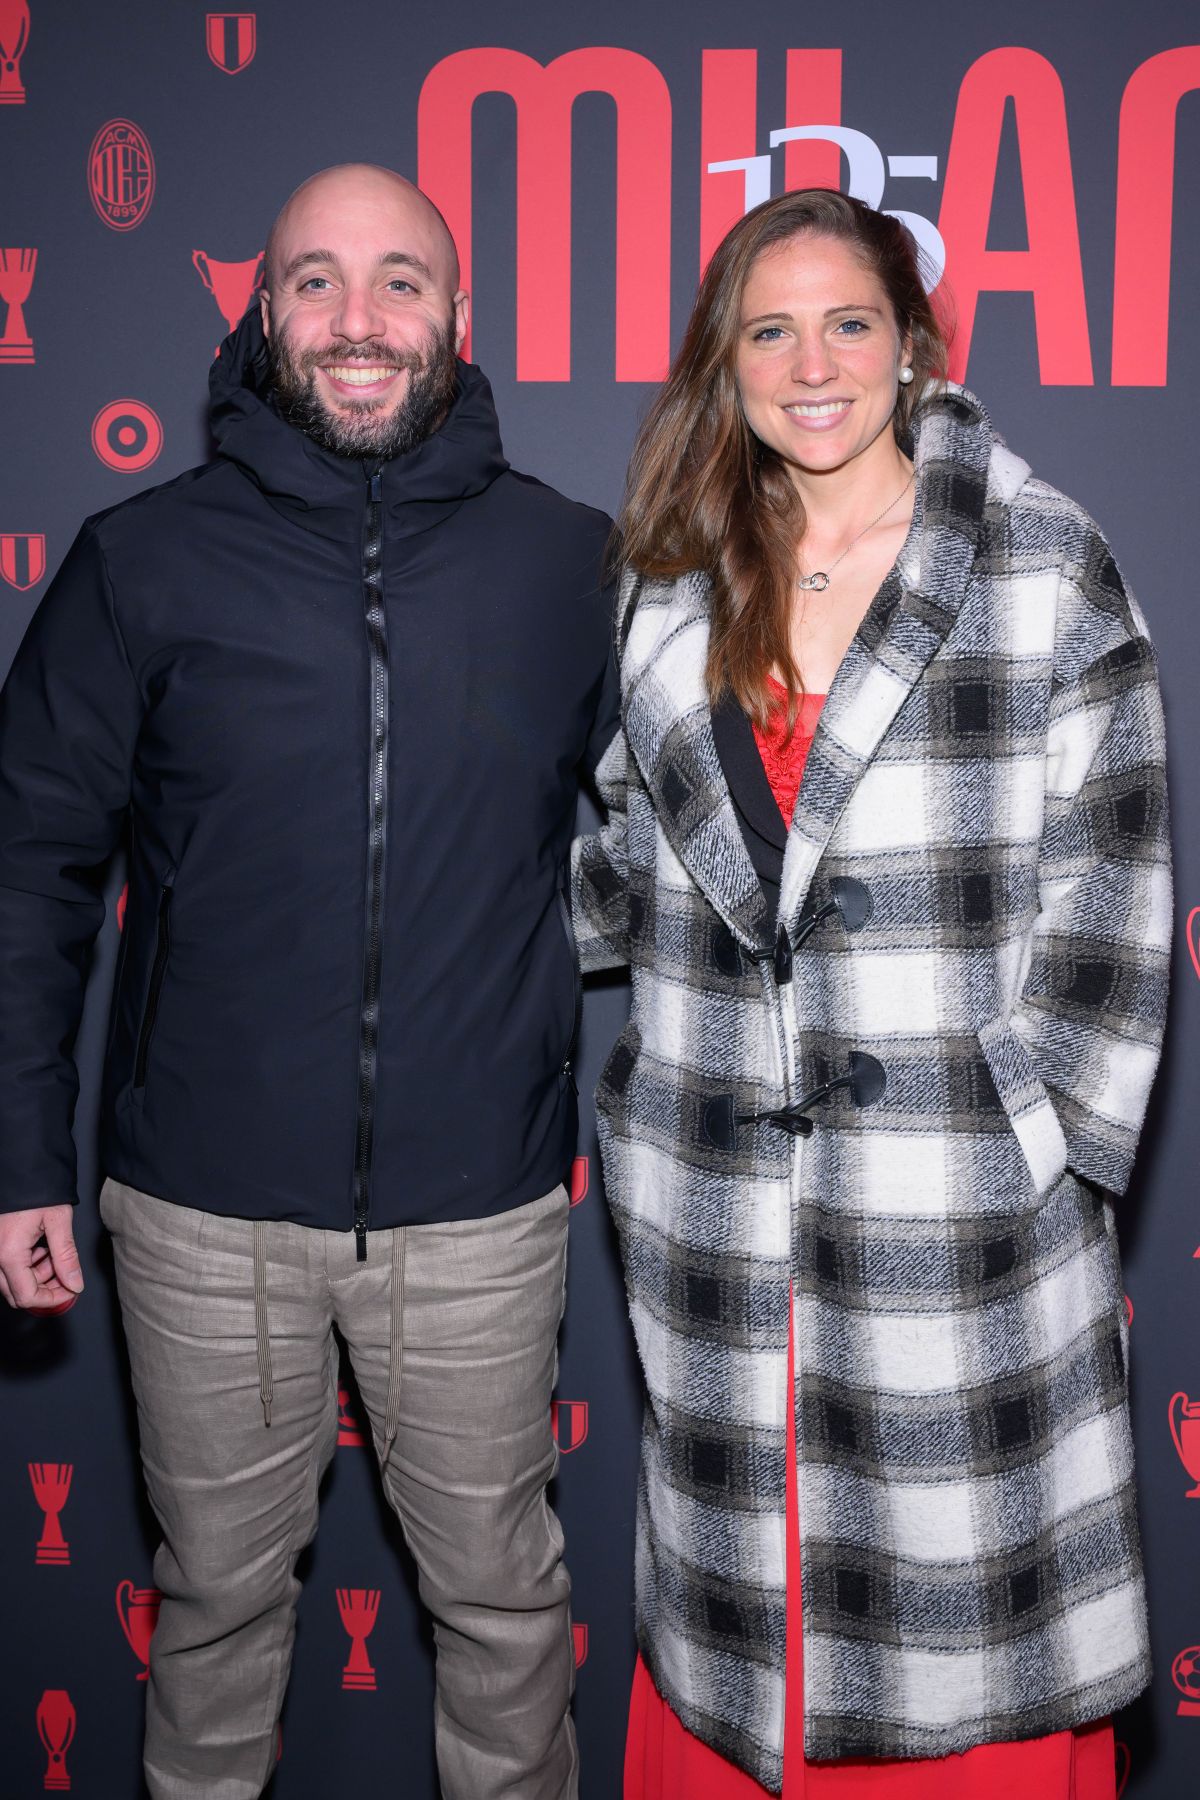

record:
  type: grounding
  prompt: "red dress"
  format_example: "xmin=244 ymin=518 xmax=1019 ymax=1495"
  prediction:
xmin=624 ymin=682 xmax=1116 ymax=1800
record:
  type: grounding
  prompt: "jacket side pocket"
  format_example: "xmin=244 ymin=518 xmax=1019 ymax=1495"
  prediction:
xmin=977 ymin=1016 xmax=1068 ymax=1198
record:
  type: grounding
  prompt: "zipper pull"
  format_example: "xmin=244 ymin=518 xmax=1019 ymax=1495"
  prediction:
xmin=369 ymin=470 xmax=382 ymax=504
xmin=355 ymin=1220 xmax=367 ymax=1262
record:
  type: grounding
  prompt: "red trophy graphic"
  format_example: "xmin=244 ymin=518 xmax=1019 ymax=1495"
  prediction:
xmin=0 ymin=246 xmax=36 ymax=362
xmin=551 ymin=1400 xmax=589 ymax=1454
xmin=573 ymin=1622 xmax=588 ymax=1669
xmin=1174 ymin=1645 xmax=1200 ymax=1716
xmin=192 ymin=249 xmax=264 ymax=356
xmin=206 ymin=13 xmax=256 ymax=75
xmin=570 ymin=1155 xmax=589 ymax=1208
xmin=29 ymin=1463 xmax=72 ymax=1565
xmin=337 ymin=1385 xmax=365 ymax=1448
xmin=1170 ymin=1392 xmax=1200 ymax=1498
xmin=1 ymin=530 xmax=46 ymax=590
xmin=0 ymin=0 xmax=29 ymax=103
xmin=116 ymin=1579 xmax=162 ymax=1679
xmin=337 ymin=1588 xmax=380 ymax=1690
xmin=36 ymin=1689 xmax=75 ymax=1791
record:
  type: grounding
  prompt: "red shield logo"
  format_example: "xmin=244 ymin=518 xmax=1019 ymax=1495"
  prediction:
xmin=206 ymin=13 xmax=256 ymax=74
xmin=570 ymin=1155 xmax=589 ymax=1207
xmin=551 ymin=1400 xmax=589 ymax=1454
xmin=572 ymin=1622 xmax=588 ymax=1668
xmin=89 ymin=119 xmax=155 ymax=231
xmin=1 ymin=532 xmax=45 ymax=590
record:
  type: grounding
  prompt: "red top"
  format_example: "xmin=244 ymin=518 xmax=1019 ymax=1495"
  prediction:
xmin=750 ymin=680 xmax=826 ymax=826
xmin=622 ymin=685 xmax=1116 ymax=1799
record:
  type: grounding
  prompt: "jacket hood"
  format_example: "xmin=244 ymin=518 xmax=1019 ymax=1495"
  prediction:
xmin=208 ymin=306 xmax=510 ymax=540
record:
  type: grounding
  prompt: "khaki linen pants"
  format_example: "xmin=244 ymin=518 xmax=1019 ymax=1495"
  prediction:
xmin=101 ymin=1177 xmax=578 ymax=1800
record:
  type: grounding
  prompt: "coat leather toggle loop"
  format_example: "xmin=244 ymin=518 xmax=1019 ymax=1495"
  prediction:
xmin=792 ymin=876 xmax=874 ymax=954
xmin=701 ymin=1051 xmax=887 ymax=1150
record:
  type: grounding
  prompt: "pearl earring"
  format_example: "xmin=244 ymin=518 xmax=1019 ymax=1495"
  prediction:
xmin=898 ymin=365 xmax=914 ymax=385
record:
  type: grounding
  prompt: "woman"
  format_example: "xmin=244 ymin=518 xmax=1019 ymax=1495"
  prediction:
xmin=572 ymin=190 xmax=1169 ymax=1798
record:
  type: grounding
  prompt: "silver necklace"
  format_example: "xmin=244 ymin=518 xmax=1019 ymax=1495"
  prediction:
xmin=795 ymin=471 xmax=915 ymax=592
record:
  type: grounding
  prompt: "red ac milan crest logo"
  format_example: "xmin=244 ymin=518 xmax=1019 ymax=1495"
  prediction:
xmin=0 ymin=246 xmax=36 ymax=362
xmin=29 ymin=1463 xmax=72 ymax=1564
xmin=0 ymin=0 xmax=29 ymax=104
xmin=89 ymin=119 xmax=155 ymax=231
xmin=116 ymin=1579 xmax=162 ymax=1679
xmin=570 ymin=1155 xmax=589 ymax=1208
xmin=36 ymin=1690 xmax=75 ymax=1791
xmin=573 ymin=1622 xmax=588 ymax=1668
xmin=551 ymin=1400 xmax=589 ymax=1453
xmin=206 ymin=13 xmax=256 ymax=74
xmin=92 ymin=399 xmax=163 ymax=473
xmin=337 ymin=1588 xmax=380 ymax=1690
xmin=1 ymin=532 xmax=45 ymax=590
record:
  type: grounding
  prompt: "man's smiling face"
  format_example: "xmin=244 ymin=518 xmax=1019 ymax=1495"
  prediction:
xmin=260 ymin=165 xmax=469 ymax=459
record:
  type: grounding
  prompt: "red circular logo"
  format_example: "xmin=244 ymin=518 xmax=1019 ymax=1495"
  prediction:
xmin=88 ymin=119 xmax=155 ymax=231
xmin=92 ymin=400 xmax=163 ymax=473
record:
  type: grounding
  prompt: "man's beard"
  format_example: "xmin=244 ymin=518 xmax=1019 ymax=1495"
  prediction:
xmin=267 ymin=317 xmax=459 ymax=460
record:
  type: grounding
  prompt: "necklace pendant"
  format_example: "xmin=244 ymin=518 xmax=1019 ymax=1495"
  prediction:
xmin=797 ymin=570 xmax=830 ymax=592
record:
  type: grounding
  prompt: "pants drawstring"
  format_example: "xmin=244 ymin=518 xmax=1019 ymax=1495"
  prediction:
xmin=383 ymin=1228 xmax=405 ymax=1456
xmin=253 ymin=1221 xmax=273 ymax=1427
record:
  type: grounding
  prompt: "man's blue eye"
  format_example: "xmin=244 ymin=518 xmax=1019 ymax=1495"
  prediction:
xmin=301 ymin=278 xmax=330 ymax=292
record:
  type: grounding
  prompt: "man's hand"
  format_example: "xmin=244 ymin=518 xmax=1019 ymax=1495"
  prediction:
xmin=0 ymin=1206 xmax=84 ymax=1311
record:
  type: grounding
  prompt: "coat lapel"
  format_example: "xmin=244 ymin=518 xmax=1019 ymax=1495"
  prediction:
xmin=621 ymin=571 xmax=772 ymax=951
xmin=777 ymin=387 xmax=999 ymax=929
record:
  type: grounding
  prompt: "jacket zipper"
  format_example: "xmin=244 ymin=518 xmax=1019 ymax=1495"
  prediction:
xmin=352 ymin=468 xmax=389 ymax=1260
xmin=133 ymin=878 xmax=174 ymax=1088
xmin=556 ymin=882 xmax=583 ymax=1088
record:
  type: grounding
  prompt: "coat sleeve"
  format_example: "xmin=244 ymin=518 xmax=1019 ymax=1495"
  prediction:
xmin=0 ymin=523 xmax=143 ymax=1212
xmin=1009 ymin=605 xmax=1171 ymax=1198
xmin=571 ymin=722 xmax=631 ymax=973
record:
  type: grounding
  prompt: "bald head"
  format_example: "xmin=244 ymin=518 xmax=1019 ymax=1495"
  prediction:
xmin=259 ymin=162 xmax=469 ymax=461
xmin=264 ymin=163 xmax=460 ymax=294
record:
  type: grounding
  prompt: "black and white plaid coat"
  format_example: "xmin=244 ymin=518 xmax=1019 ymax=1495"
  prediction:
xmin=572 ymin=386 xmax=1170 ymax=1787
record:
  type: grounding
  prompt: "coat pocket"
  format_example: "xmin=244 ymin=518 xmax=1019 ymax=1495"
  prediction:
xmin=976 ymin=1017 xmax=1068 ymax=1198
xmin=133 ymin=874 xmax=175 ymax=1090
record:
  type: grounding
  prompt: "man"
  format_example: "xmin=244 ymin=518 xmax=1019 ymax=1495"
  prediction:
xmin=0 ymin=164 xmax=616 ymax=1799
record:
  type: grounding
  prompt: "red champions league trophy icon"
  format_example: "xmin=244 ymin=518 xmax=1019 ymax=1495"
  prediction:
xmin=337 ymin=1385 xmax=365 ymax=1447
xmin=0 ymin=246 xmax=36 ymax=362
xmin=1174 ymin=1645 xmax=1200 ymax=1716
xmin=337 ymin=1588 xmax=381 ymax=1690
xmin=1 ymin=530 xmax=45 ymax=589
xmin=36 ymin=1690 xmax=75 ymax=1791
xmin=570 ymin=1155 xmax=589 ymax=1208
xmin=206 ymin=13 xmax=256 ymax=75
xmin=29 ymin=1463 xmax=72 ymax=1565
xmin=1169 ymin=1392 xmax=1200 ymax=1498
xmin=0 ymin=0 xmax=29 ymax=103
xmin=193 ymin=249 xmax=264 ymax=356
xmin=116 ymin=1578 xmax=162 ymax=1680
xmin=551 ymin=1400 xmax=589 ymax=1454
xmin=573 ymin=1623 xmax=588 ymax=1669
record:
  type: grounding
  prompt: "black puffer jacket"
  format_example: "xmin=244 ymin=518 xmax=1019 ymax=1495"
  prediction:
xmin=0 ymin=312 xmax=617 ymax=1238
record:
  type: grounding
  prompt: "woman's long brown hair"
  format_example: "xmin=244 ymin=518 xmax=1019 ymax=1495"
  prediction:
xmin=617 ymin=190 xmax=949 ymax=726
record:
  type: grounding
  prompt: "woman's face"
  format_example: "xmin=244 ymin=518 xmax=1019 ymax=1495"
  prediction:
xmin=734 ymin=233 xmax=911 ymax=483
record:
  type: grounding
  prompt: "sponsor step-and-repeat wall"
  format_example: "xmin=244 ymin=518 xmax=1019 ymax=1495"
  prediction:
xmin=2 ymin=1 xmax=1200 ymax=1794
